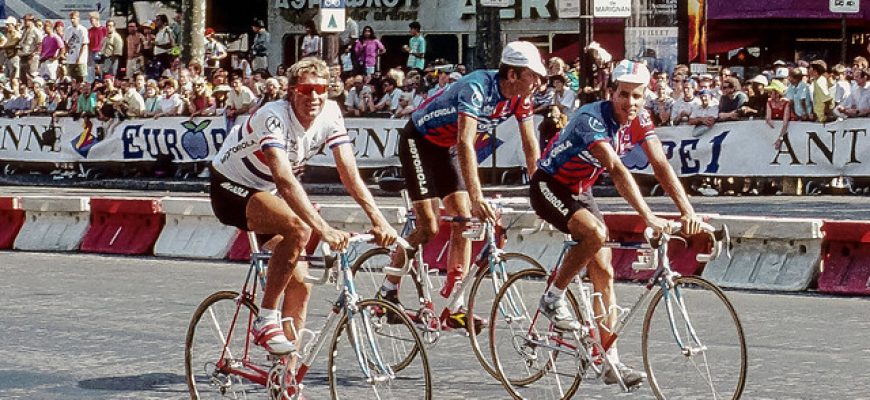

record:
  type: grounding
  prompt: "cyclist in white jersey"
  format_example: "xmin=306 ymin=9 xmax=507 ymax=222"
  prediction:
xmin=210 ymin=58 xmax=398 ymax=355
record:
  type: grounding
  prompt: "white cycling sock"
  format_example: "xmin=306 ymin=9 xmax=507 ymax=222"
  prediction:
xmin=381 ymin=280 xmax=398 ymax=292
xmin=448 ymin=286 xmax=465 ymax=312
xmin=546 ymin=285 xmax=567 ymax=300
xmin=259 ymin=308 xmax=279 ymax=322
xmin=607 ymin=347 xmax=621 ymax=365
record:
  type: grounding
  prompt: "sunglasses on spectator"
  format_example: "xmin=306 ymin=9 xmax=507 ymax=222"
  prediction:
xmin=293 ymin=83 xmax=328 ymax=95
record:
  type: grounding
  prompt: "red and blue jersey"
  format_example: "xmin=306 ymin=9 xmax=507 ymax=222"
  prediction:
xmin=537 ymin=101 xmax=656 ymax=194
xmin=411 ymin=70 xmax=533 ymax=147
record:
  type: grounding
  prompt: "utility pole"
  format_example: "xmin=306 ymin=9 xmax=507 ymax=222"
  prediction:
xmin=579 ymin=0 xmax=593 ymax=87
xmin=475 ymin=1 xmax=502 ymax=70
xmin=181 ymin=0 xmax=206 ymax=65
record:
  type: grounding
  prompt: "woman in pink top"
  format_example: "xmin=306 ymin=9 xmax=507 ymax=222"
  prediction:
xmin=39 ymin=21 xmax=65 ymax=80
xmin=353 ymin=25 xmax=385 ymax=77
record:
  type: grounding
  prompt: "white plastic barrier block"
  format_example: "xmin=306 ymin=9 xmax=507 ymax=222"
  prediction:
xmin=500 ymin=210 xmax=565 ymax=271
xmin=318 ymin=204 xmax=407 ymax=232
xmin=154 ymin=198 xmax=238 ymax=259
xmin=702 ymin=216 xmax=823 ymax=291
xmin=14 ymin=196 xmax=91 ymax=251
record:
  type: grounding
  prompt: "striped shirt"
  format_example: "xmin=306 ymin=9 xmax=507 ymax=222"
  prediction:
xmin=212 ymin=99 xmax=350 ymax=191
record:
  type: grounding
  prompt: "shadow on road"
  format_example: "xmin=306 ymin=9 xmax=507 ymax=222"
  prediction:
xmin=78 ymin=373 xmax=185 ymax=391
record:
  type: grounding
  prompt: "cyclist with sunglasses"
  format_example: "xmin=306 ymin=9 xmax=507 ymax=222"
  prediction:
xmin=209 ymin=57 xmax=398 ymax=355
xmin=378 ymin=41 xmax=545 ymax=332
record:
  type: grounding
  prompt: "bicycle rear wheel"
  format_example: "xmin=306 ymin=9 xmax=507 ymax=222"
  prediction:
xmin=642 ymin=275 xmax=747 ymax=400
xmin=467 ymin=252 xmax=544 ymax=379
xmin=328 ymin=298 xmax=432 ymax=400
xmin=489 ymin=268 xmax=583 ymax=400
xmin=185 ymin=290 xmax=270 ymax=399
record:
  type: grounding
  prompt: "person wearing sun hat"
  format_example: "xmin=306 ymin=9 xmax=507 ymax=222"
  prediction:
xmin=375 ymin=41 xmax=547 ymax=334
xmin=764 ymin=79 xmax=794 ymax=150
xmin=531 ymin=59 xmax=704 ymax=389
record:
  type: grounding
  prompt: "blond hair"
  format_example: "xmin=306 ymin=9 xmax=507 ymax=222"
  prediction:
xmin=287 ymin=57 xmax=329 ymax=86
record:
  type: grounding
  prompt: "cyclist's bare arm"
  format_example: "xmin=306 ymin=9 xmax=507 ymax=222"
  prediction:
xmin=263 ymin=146 xmax=348 ymax=249
xmin=589 ymin=142 xmax=668 ymax=232
xmin=332 ymin=143 xmax=398 ymax=247
xmin=517 ymin=117 xmax=540 ymax=176
xmin=641 ymin=136 xmax=701 ymax=235
xmin=456 ymin=113 xmax=495 ymax=222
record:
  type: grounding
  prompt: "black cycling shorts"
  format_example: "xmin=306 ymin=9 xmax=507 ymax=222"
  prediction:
xmin=209 ymin=166 xmax=260 ymax=230
xmin=529 ymin=169 xmax=604 ymax=234
xmin=398 ymin=121 xmax=466 ymax=201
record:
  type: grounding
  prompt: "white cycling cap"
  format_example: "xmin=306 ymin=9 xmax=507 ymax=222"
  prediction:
xmin=613 ymin=60 xmax=651 ymax=85
xmin=500 ymin=41 xmax=547 ymax=77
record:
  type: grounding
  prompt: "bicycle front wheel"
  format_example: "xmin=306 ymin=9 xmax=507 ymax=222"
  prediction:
xmin=489 ymin=268 xmax=583 ymax=400
xmin=642 ymin=275 xmax=747 ymax=400
xmin=185 ymin=290 xmax=269 ymax=399
xmin=328 ymin=298 xmax=432 ymax=400
xmin=467 ymin=252 xmax=545 ymax=379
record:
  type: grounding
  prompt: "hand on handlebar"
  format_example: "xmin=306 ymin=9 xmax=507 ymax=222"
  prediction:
xmin=471 ymin=198 xmax=496 ymax=224
xmin=321 ymin=226 xmax=351 ymax=252
xmin=680 ymin=213 xmax=704 ymax=236
xmin=645 ymin=215 xmax=673 ymax=235
xmin=369 ymin=223 xmax=398 ymax=247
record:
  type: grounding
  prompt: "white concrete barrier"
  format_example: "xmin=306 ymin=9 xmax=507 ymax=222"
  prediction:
xmin=14 ymin=196 xmax=91 ymax=251
xmin=500 ymin=209 xmax=565 ymax=271
xmin=702 ymin=215 xmax=823 ymax=291
xmin=154 ymin=198 xmax=238 ymax=259
xmin=317 ymin=204 xmax=407 ymax=256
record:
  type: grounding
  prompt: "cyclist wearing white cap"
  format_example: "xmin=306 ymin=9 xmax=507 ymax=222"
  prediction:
xmin=531 ymin=59 xmax=704 ymax=387
xmin=379 ymin=41 xmax=545 ymax=332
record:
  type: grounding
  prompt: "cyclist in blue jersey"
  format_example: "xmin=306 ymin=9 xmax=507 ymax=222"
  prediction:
xmin=530 ymin=60 xmax=703 ymax=387
xmin=379 ymin=41 xmax=545 ymax=332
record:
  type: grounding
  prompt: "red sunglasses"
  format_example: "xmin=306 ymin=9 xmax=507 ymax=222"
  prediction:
xmin=293 ymin=83 xmax=328 ymax=95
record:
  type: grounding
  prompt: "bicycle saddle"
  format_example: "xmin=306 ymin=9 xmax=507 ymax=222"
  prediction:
xmin=378 ymin=177 xmax=406 ymax=193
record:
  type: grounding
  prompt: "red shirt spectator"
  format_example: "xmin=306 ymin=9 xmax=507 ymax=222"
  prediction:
xmin=88 ymin=13 xmax=108 ymax=54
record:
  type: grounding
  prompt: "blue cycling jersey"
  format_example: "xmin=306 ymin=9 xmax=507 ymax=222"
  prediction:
xmin=537 ymin=101 xmax=656 ymax=193
xmin=411 ymin=70 xmax=533 ymax=147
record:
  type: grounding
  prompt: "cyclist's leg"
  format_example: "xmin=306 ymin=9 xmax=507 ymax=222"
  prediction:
xmin=384 ymin=198 xmax=440 ymax=288
xmin=440 ymin=190 xmax=471 ymax=301
xmin=246 ymin=192 xmax=311 ymax=353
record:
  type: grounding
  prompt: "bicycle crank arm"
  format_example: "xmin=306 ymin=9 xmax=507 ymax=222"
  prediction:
xmin=681 ymin=344 xmax=707 ymax=356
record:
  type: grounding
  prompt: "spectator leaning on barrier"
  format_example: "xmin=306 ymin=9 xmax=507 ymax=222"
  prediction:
xmin=31 ymin=77 xmax=47 ymax=112
xmin=809 ymin=60 xmax=833 ymax=123
xmin=65 ymin=12 xmax=90 ymax=83
xmin=119 ymin=76 xmax=146 ymax=117
xmin=647 ymin=82 xmax=674 ymax=126
xmin=688 ymin=88 xmax=718 ymax=127
xmin=393 ymin=91 xmax=414 ymax=119
xmin=835 ymin=67 xmax=870 ymax=118
xmin=343 ymin=74 xmax=370 ymax=117
xmin=154 ymin=78 xmax=183 ymax=117
xmin=740 ymin=75 xmax=768 ymax=119
xmin=550 ymin=74 xmax=576 ymax=114
xmin=226 ymin=74 xmax=256 ymax=118
xmin=142 ymin=80 xmax=160 ymax=116
xmin=785 ymin=67 xmax=812 ymax=121
xmin=670 ymin=82 xmax=697 ymax=125
xmin=831 ymin=64 xmax=850 ymax=107
xmin=39 ymin=21 xmax=64 ymax=81
xmin=370 ymin=76 xmax=402 ymax=114
xmin=75 ymin=81 xmax=97 ymax=116
xmin=717 ymin=77 xmax=748 ymax=121
xmin=186 ymin=77 xmax=215 ymax=117
xmin=765 ymin=79 xmax=794 ymax=150
xmin=404 ymin=21 xmax=425 ymax=72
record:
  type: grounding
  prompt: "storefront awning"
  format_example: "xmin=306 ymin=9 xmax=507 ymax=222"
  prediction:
xmin=709 ymin=0 xmax=869 ymax=20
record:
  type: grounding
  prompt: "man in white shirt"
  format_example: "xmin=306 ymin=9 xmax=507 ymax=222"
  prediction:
xmin=227 ymin=74 xmax=256 ymax=118
xmin=343 ymin=74 xmax=371 ymax=117
xmin=119 ymin=77 xmax=145 ymax=117
xmin=687 ymin=89 xmax=719 ymax=127
xmin=670 ymin=84 xmax=699 ymax=125
xmin=371 ymin=77 xmax=403 ymax=113
xmin=836 ymin=68 xmax=870 ymax=118
xmin=64 ymin=11 xmax=89 ymax=83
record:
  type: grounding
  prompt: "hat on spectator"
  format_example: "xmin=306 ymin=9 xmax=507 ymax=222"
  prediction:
xmin=213 ymin=84 xmax=232 ymax=93
xmin=765 ymin=79 xmax=786 ymax=95
xmin=4 ymin=17 xmax=17 ymax=26
xmin=205 ymin=27 xmax=215 ymax=36
xmin=773 ymin=60 xmax=787 ymax=66
xmin=448 ymin=71 xmax=462 ymax=81
xmin=32 ymin=77 xmax=45 ymax=86
xmin=774 ymin=67 xmax=790 ymax=79
xmin=749 ymin=75 xmax=768 ymax=86
xmin=54 ymin=20 xmax=64 ymax=28
xmin=501 ymin=41 xmax=547 ymax=77
xmin=612 ymin=60 xmax=651 ymax=85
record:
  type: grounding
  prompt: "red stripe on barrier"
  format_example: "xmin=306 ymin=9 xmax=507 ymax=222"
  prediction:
xmin=227 ymin=231 xmax=320 ymax=262
xmin=81 ymin=198 xmax=164 ymax=255
xmin=0 ymin=196 xmax=24 ymax=249
xmin=819 ymin=220 xmax=870 ymax=296
xmin=604 ymin=213 xmax=711 ymax=281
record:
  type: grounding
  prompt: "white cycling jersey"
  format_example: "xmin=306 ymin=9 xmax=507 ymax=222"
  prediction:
xmin=212 ymin=99 xmax=351 ymax=191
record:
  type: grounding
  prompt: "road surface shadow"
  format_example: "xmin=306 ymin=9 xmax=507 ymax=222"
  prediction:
xmin=78 ymin=373 xmax=185 ymax=392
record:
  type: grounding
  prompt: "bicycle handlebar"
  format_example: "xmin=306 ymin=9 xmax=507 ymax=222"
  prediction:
xmin=311 ymin=234 xmax=415 ymax=284
xmin=644 ymin=221 xmax=731 ymax=263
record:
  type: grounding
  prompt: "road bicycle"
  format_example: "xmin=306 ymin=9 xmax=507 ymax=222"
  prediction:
xmin=489 ymin=221 xmax=747 ymax=400
xmin=184 ymin=231 xmax=432 ymax=399
xmin=350 ymin=177 xmax=544 ymax=379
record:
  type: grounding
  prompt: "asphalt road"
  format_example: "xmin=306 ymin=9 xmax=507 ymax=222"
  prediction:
xmin=1 ymin=252 xmax=868 ymax=399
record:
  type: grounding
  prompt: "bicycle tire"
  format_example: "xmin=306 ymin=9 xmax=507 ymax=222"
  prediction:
xmin=467 ymin=252 xmax=545 ymax=380
xmin=328 ymin=298 xmax=432 ymax=400
xmin=185 ymin=290 xmax=267 ymax=399
xmin=351 ymin=248 xmax=427 ymax=309
xmin=489 ymin=268 xmax=583 ymax=400
xmin=641 ymin=275 xmax=747 ymax=400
